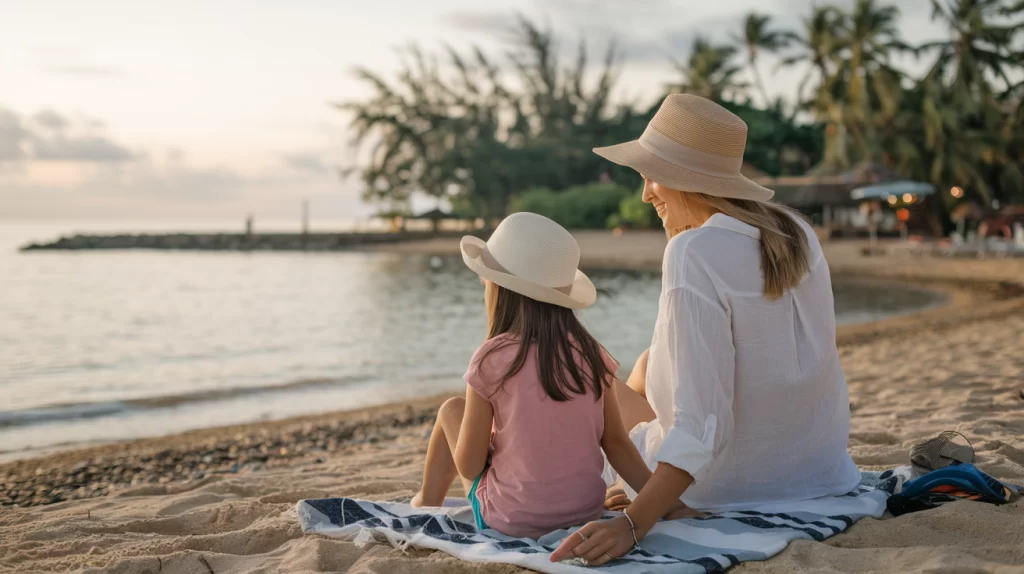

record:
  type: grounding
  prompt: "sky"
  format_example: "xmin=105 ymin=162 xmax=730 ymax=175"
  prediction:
xmin=0 ymin=0 xmax=946 ymax=224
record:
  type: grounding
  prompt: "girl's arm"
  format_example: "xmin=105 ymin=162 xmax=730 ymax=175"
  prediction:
xmin=453 ymin=384 xmax=494 ymax=480
xmin=601 ymin=380 xmax=653 ymax=495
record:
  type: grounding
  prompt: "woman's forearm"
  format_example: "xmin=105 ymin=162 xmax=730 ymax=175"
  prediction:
xmin=625 ymin=463 xmax=694 ymax=538
xmin=604 ymin=437 xmax=653 ymax=495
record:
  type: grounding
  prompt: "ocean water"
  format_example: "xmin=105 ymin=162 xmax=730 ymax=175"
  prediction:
xmin=0 ymin=221 xmax=943 ymax=461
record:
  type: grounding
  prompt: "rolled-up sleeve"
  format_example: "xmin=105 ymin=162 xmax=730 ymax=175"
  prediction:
xmin=650 ymin=285 xmax=735 ymax=483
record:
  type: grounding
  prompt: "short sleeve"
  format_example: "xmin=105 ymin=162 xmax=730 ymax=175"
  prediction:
xmin=649 ymin=285 xmax=736 ymax=483
xmin=464 ymin=335 xmax=517 ymax=399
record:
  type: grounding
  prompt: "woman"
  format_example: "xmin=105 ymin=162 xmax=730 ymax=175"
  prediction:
xmin=551 ymin=94 xmax=861 ymax=566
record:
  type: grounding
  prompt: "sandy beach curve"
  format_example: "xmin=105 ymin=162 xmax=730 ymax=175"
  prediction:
xmin=2 ymin=235 xmax=1023 ymax=573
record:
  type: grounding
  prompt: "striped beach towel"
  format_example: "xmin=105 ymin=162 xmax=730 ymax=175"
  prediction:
xmin=296 ymin=470 xmax=903 ymax=573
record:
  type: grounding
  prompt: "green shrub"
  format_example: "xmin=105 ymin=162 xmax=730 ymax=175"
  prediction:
xmin=514 ymin=183 xmax=633 ymax=229
xmin=614 ymin=193 xmax=659 ymax=229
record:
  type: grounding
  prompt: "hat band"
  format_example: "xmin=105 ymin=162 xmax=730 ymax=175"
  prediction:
xmin=637 ymin=125 xmax=743 ymax=178
xmin=482 ymin=246 xmax=574 ymax=295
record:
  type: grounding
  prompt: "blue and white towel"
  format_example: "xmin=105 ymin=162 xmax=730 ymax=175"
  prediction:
xmin=296 ymin=470 xmax=906 ymax=573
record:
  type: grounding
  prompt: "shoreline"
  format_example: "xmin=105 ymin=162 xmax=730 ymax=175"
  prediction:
xmin=0 ymin=235 xmax=992 ymax=468
xmin=3 ymin=236 xmax=1023 ymax=499
xmin=3 ymin=232 xmax=1024 ymax=572
xmin=0 ymin=238 xmax=1015 ymax=470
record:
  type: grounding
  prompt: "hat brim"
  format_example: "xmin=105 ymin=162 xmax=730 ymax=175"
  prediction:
xmin=460 ymin=236 xmax=596 ymax=310
xmin=593 ymin=140 xmax=775 ymax=202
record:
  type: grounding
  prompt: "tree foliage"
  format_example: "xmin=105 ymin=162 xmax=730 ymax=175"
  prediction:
xmin=341 ymin=5 xmax=1024 ymax=228
xmin=339 ymin=17 xmax=649 ymax=220
xmin=515 ymin=183 xmax=634 ymax=229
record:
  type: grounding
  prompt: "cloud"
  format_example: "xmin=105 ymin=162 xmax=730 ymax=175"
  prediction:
xmin=282 ymin=152 xmax=330 ymax=174
xmin=0 ymin=107 xmax=139 ymax=163
xmin=46 ymin=65 xmax=120 ymax=78
xmin=31 ymin=134 xmax=139 ymax=162
xmin=0 ymin=109 xmax=28 ymax=160
xmin=2 ymin=151 xmax=254 ymax=201
xmin=33 ymin=109 xmax=69 ymax=132
xmin=439 ymin=2 xmax=731 ymax=65
xmin=440 ymin=0 xmax=937 ymax=66
xmin=97 ymin=162 xmax=249 ymax=199
xmin=0 ymin=106 xmax=365 ymax=221
xmin=442 ymin=11 xmax=514 ymax=36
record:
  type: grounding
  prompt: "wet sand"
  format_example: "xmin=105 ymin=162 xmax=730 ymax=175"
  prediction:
xmin=2 ymin=234 xmax=1023 ymax=573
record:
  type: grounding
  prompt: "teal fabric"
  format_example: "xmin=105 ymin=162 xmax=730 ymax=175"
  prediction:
xmin=468 ymin=473 xmax=488 ymax=530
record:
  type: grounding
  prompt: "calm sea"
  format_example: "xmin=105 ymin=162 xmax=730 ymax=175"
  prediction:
xmin=0 ymin=221 xmax=943 ymax=461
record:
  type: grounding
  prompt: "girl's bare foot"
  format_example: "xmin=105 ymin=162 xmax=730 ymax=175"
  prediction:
xmin=411 ymin=491 xmax=426 ymax=507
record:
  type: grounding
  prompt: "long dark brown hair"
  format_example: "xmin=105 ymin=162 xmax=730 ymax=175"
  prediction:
xmin=480 ymin=281 xmax=614 ymax=401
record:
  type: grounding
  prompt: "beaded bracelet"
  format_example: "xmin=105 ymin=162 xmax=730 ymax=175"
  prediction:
xmin=621 ymin=509 xmax=641 ymax=552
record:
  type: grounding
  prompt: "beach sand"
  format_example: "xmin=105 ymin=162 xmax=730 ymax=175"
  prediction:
xmin=2 ymin=235 xmax=1023 ymax=573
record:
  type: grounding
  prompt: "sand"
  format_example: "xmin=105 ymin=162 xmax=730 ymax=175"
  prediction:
xmin=2 ymin=235 xmax=1023 ymax=573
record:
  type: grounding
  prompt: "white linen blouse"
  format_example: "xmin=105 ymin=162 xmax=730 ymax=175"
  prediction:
xmin=629 ymin=212 xmax=861 ymax=511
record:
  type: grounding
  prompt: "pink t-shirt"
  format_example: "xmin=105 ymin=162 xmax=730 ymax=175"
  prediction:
xmin=464 ymin=334 xmax=619 ymax=538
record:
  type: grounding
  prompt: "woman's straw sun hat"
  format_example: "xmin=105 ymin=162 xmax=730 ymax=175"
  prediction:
xmin=593 ymin=93 xmax=774 ymax=202
xmin=461 ymin=212 xmax=596 ymax=310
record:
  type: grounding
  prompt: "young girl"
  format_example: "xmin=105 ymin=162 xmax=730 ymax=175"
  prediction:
xmin=411 ymin=212 xmax=673 ymax=539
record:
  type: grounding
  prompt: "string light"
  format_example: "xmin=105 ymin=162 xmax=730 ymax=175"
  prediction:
xmin=902 ymin=193 xmax=913 ymax=203
xmin=950 ymin=186 xmax=964 ymax=198
xmin=887 ymin=195 xmax=898 ymax=205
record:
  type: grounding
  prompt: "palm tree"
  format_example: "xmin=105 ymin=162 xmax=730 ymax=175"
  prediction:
xmin=777 ymin=5 xmax=855 ymax=167
xmin=837 ymin=0 xmax=911 ymax=161
xmin=922 ymin=0 xmax=1023 ymax=98
xmin=905 ymin=0 xmax=1024 ymax=206
xmin=668 ymin=36 xmax=748 ymax=101
xmin=779 ymin=6 xmax=844 ymax=106
xmin=735 ymin=13 xmax=788 ymax=107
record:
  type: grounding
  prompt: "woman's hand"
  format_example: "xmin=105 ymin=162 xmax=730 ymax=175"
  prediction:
xmin=607 ymin=489 xmax=703 ymax=520
xmin=604 ymin=487 xmax=630 ymax=512
xmin=662 ymin=499 xmax=707 ymax=520
xmin=549 ymin=516 xmax=636 ymax=566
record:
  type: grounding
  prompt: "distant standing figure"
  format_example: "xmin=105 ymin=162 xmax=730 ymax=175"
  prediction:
xmin=245 ymin=214 xmax=254 ymax=236
xmin=551 ymin=94 xmax=861 ymax=565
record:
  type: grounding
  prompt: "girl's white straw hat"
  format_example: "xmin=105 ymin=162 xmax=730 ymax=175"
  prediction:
xmin=593 ymin=93 xmax=775 ymax=202
xmin=461 ymin=212 xmax=596 ymax=309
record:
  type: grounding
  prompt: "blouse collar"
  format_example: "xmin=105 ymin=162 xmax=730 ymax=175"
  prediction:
xmin=701 ymin=212 xmax=761 ymax=240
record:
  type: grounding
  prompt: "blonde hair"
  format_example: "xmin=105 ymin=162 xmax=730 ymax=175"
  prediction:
xmin=690 ymin=193 xmax=810 ymax=299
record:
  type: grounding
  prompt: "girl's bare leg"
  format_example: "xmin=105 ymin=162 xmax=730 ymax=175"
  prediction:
xmin=617 ymin=348 xmax=656 ymax=432
xmin=412 ymin=396 xmax=476 ymax=507
xmin=625 ymin=348 xmax=650 ymax=398
xmin=605 ymin=350 xmax=657 ymax=508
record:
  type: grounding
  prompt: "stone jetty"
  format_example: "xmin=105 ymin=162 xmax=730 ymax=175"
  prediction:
xmin=20 ymin=230 xmax=482 ymax=252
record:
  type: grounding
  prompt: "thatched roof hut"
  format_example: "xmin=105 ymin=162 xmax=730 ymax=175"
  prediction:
xmin=753 ymin=162 xmax=903 ymax=208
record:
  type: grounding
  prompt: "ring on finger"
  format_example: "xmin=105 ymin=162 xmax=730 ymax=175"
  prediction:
xmin=575 ymin=531 xmax=588 ymax=543
xmin=602 ymin=553 xmax=614 ymax=562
